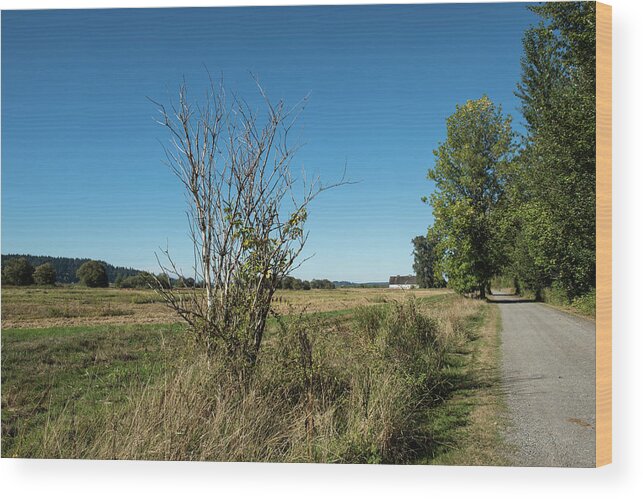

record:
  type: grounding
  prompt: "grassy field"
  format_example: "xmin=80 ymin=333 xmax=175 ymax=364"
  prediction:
xmin=1 ymin=286 xmax=505 ymax=462
xmin=1 ymin=286 xmax=448 ymax=329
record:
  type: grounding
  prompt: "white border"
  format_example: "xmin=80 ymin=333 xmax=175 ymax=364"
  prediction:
xmin=1 ymin=1 xmax=642 ymax=497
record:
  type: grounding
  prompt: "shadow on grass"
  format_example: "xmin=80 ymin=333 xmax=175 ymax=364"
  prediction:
xmin=409 ymin=351 xmax=500 ymax=464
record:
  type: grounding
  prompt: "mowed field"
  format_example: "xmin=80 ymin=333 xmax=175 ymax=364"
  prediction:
xmin=1 ymin=286 xmax=448 ymax=329
xmin=1 ymin=286 xmax=504 ymax=463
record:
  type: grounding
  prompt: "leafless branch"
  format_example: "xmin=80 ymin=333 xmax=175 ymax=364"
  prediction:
xmin=151 ymin=77 xmax=350 ymax=371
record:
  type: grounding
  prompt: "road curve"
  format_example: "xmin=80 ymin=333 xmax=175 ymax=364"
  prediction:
xmin=492 ymin=293 xmax=596 ymax=467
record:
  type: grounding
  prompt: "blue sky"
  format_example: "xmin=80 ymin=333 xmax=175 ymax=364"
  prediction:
xmin=1 ymin=4 xmax=536 ymax=282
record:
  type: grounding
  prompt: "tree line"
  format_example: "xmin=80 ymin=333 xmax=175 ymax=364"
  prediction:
xmin=413 ymin=2 xmax=596 ymax=303
xmin=276 ymin=277 xmax=335 ymax=290
xmin=2 ymin=254 xmax=336 ymax=293
xmin=1 ymin=254 xmax=142 ymax=284
xmin=1 ymin=257 xmax=109 ymax=287
xmin=116 ymin=272 xmax=335 ymax=291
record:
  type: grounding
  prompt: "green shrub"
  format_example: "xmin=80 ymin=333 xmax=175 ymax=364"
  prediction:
xmin=571 ymin=289 xmax=596 ymax=317
xmin=117 ymin=273 xmax=153 ymax=289
xmin=541 ymin=282 xmax=568 ymax=306
xmin=541 ymin=284 xmax=595 ymax=317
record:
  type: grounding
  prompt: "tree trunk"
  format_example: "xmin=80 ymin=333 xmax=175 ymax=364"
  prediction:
xmin=535 ymin=288 xmax=543 ymax=301
xmin=479 ymin=284 xmax=486 ymax=300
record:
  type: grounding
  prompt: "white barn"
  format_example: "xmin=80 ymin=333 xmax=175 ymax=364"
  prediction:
xmin=388 ymin=275 xmax=418 ymax=289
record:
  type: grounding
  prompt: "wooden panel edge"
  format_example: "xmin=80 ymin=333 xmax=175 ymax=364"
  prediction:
xmin=596 ymin=1 xmax=612 ymax=468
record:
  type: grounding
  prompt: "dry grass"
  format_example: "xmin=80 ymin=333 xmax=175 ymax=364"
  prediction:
xmin=420 ymin=303 xmax=509 ymax=466
xmin=272 ymin=287 xmax=448 ymax=314
xmin=1 ymin=287 xmax=175 ymax=329
xmin=1 ymin=286 xmax=450 ymax=329
xmin=21 ymin=295 xmax=489 ymax=463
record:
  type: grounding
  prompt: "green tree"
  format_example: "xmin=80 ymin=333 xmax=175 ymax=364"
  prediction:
xmin=2 ymin=257 xmax=34 ymax=286
xmin=33 ymin=262 xmax=56 ymax=285
xmin=428 ymin=96 xmax=515 ymax=298
xmin=510 ymin=1 xmax=596 ymax=300
xmin=322 ymin=279 xmax=335 ymax=290
xmin=281 ymin=276 xmax=295 ymax=290
xmin=118 ymin=272 xmax=154 ymax=289
xmin=178 ymin=276 xmax=196 ymax=288
xmin=156 ymin=273 xmax=171 ymax=289
xmin=412 ymin=229 xmax=444 ymax=288
xmin=76 ymin=260 xmax=109 ymax=288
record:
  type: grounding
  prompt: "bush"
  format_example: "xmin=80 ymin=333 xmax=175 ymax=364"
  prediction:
xmin=76 ymin=260 xmax=109 ymax=288
xmin=353 ymin=305 xmax=387 ymax=339
xmin=571 ymin=289 xmax=596 ymax=317
xmin=2 ymin=257 xmax=34 ymax=286
xmin=117 ymin=272 xmax=153 ymax=289
xmin=530 ymin=284 xmax=596 ymax=317
xmin=33 ymin=263 xmax=57 ymax=285
xmin=541 ymin=282 xmax=568 ymax=306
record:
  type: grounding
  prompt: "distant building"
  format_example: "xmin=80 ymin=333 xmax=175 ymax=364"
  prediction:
xmin=388 ymin=275 xmax=418 ymax=289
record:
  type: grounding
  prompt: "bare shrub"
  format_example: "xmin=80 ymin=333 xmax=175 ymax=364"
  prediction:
xmin=150 ymin=77 xmax=349 ymax=371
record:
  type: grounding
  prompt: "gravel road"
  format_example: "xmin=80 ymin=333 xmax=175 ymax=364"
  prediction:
xmin=493 ymin=294 xmax=596 ymax=467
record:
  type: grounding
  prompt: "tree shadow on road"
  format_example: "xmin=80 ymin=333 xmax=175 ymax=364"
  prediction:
xmin=485 ymin=293 xmax=536 ymax=304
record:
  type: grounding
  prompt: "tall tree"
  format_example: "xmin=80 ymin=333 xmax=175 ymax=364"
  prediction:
xmin=76 ymin=260 xmax=109 ymax=288
xmin=33 ymin=262 xmax=57 ymax=286
xmin=2 ymin=257 xmax=34 ymax=286
xmin=412 ymin=228 xmax=444 ymax=288
xmin=511 ymin=1 xmax=596 ymax=300
xmin=428 ymin=96 xmax=514 ymax=298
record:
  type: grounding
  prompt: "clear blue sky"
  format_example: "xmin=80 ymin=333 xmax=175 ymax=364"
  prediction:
xmin=1 ymin=3 xmax=536 ymax=282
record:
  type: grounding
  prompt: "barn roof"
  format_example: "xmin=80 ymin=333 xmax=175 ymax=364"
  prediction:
xmin=388 ymin=275 xmax=417 ymax=285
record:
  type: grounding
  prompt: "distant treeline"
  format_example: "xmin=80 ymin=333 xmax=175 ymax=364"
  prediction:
xmin=1 ymin=254 xmax=341 ymax=291
xmin=2 ymin=254 xmax=143 ymax=284
xmin=333 ymin=281 xmax=388 ymax=288
xmin=276 ymin=277 xmax=335 ymax=290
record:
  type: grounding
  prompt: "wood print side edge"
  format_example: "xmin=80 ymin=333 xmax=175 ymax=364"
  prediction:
xmin=596 ymin=1 xmax=612 ymax=468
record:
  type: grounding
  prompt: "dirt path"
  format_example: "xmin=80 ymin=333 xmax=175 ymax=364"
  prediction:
xmin=492 ymin=293 xmax=596 ymax=467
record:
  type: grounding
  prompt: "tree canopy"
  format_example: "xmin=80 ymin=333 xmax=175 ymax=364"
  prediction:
xmin=76 ymin=260 xmax=109 ymax=288
xmin=2 ymin=257 xmax=35 ymax=286
xmin=1 ymin=254 xmax=142 ymax=284
xmin=422 ymin=2 xmax=596 ymax=304
xmin=428 ymin=96 xmax=515 ymax=298
xmin=507 ymin=1 xmax=596 ymax=300
xmin=33 ymin=263 xmax=57 ymax=286
xmin=412 ymin=230 xmax=444 ymax=288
